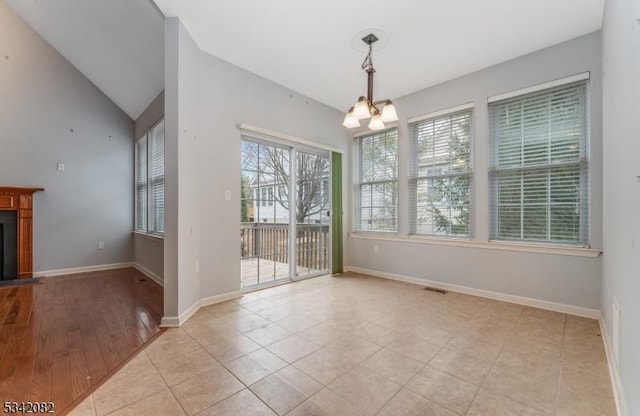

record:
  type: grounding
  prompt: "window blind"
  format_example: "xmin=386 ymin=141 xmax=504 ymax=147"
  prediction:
xmin=149 ymin=119 xmax=165 ymax=234
xmin=134 ymin=135 xmax=148 ymax=232
xmin=353 ymin=129 xmax=398 ymax=233
xmin=489 ymin=81 xmax=589 ymax=245
xmin=409 ymin=110 xmax=472 ymax=237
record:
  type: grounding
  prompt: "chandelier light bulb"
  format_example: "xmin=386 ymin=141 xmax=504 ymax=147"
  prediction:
xmin=380 ymin=102 xmax=399 ymax=122
xmin=352 ymin=97 xmax=371 ymax=120
xmin=342 ymin=108 xmax=361 ymax=128
xmin=368 ymin=111 xmax=385 ymax=131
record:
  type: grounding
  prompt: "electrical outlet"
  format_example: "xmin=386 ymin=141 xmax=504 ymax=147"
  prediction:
xmin=97 ymin=241 xmax=105 ymax=250
xmin=374 ymin=245 xmax=379 ymax=254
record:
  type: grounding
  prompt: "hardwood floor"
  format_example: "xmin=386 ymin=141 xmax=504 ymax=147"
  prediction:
xmin=0 ymin=267 xmax=163 ymax=414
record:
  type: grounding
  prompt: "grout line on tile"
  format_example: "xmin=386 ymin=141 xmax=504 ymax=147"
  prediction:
xmin=462 ymin=306 xmax=524 ymax=415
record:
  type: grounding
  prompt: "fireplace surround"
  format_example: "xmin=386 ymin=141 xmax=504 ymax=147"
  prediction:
xmin=0 ymin=186 xmax=43 ymax=279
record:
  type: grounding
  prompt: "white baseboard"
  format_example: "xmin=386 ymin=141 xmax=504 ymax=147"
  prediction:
xmin=160 ymin=290 xmax=242 ymax=327
xmin=33 ymin=262 xmax=135 ymax=278
xmin=200 ymin=290 xmax=243 ymax=307
xmin=344 ymin=266 xmax=600 ymax=319
xmin=599 ymin=316 xmax=628 ymax=416
xmin=132 ymin=263 xmax=164 ymax=287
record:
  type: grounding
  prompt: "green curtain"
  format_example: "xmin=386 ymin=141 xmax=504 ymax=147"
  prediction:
xmin=331 ymin=152 xmax=343 ymax=274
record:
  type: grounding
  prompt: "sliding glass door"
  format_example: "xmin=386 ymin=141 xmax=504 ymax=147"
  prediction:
xmin=295 ymin=150 xmax=330 ymax=279
xmin=240 ymin=138 xmax=330 ymax=289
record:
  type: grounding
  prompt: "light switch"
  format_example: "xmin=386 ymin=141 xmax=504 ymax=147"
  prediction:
xmin=57 ymin=162 xmax=65 ymax=171
xmin=97 ymin=241 xmax=105 ymax=250
xmin=224 ymin=190 xmax=231 ymax=201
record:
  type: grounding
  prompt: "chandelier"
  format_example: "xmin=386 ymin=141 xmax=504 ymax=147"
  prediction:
xmin=342 ymin=33 xmax=398 ymax=131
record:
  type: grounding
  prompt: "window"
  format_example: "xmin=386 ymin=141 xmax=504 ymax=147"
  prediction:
xmin=353 ymin=129 xmax=398 ymax=233
xmin=489 ymin=81 xmax=588 ymax=245
xmin=409 ymin=110 xmax=472 ymax=237
xmin=135 ymin=119 xmax=165 ymax=234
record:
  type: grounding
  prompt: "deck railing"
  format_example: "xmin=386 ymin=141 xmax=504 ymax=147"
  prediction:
xmin=241 ymin=222 xmax=329 ymax=271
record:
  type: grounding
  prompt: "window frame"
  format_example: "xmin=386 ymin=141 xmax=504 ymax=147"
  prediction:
xmin=352 ymin=128 xmax=399 ymax=234
xmin=408 ymin=108 xmax=473 ymax=238
xmin=134 ymin=118 xmax=165 ymax=236
xmin=488 ymin=80 xmax=589 ymax=246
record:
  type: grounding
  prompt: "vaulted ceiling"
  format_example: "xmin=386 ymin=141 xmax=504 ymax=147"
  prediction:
xmin=6 ymin=0 xmax=604 ymax=118
xmin=5 ymin=0 xmax=164 ymax=120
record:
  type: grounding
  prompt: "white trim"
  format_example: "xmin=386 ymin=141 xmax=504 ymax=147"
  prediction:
xmin=240 ymin=124 xmax=343 ymax=154
xmin=488 ymin=72 xmax=590 ymax=103
xmin=159 ymin=316 xmax=180 ymax=327
xmin=407 ymin=102 xmax=474 ymax=124
xmin=132 ymin=263 xmax=164 ymax=287
xmin=160 ymin=290 xmax=243 ymax=327
xmin=200 ymin=290 xmax=243 ymax=307
xmin=348 ymin=233 xmax=601 ymax=258
xmin=133 ymin=231 xmax=164 ymax=242
xmin=33 ymin=262 xmax=135 ymax=277
xmin=344 ymin=266 xmax=600 ymax=319
xmin=599 ymin=315 xmax=629 ymax=416
xmin=160 ymin=300 xmax=200 ymax=328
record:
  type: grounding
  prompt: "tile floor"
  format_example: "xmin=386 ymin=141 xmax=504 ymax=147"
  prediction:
xmin=68 ymin=272 xmax=616 ymax=416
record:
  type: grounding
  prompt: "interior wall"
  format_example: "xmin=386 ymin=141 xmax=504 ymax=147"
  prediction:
xmin=601 ymin=0 xmax=640 ymax=413
xmin=0 ymin=1 xmax=134 ymax=272
xmin=133 ymin=92 xmax=165 ymax=281
xmin=163 ymin=17 xmax=202 ymax=319
xmin=197 ymin=51 xmax=349 ymax=300
xmin=347 ymin=31 xmax=603 ymax=310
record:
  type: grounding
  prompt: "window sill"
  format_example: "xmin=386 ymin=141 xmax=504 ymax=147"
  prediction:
xmin=348 ymin=233 xmax=602 ymax=258
xmin=133 ymin=231 xmax=164 ymax=242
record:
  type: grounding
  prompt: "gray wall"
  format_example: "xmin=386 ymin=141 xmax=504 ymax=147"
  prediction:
xmin=163 ymin=17 xmax=348 ymax=319
xmin=347 ymin=31 xmax=603 ymax=310
xmin=197 ymin=50 xmax=349 ymax=301
xmin=134 ymin=92 xmax=164 ymax=281
xmin=0 ymin=1 xmax=134 ymax=272
xmin=601 ymin=0 xmax=640 ymax=412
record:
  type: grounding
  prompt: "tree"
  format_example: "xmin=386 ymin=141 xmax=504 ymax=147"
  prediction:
xmin=264 ymin=149 xmax=328 ymax=223
xmin=240 ymin=176 xmax=252 ymax=222
xmin=240 ymin=141 xmax=328 ymax=224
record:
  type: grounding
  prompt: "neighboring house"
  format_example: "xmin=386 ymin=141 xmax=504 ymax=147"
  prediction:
xmin=250 ymin=178 xmax=330 ymax=224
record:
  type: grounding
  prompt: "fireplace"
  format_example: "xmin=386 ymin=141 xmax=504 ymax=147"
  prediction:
xmin=0 ymin=211 xmax=18 ymax=280
xmin=0 ymin=186 xmax=43 ymax=279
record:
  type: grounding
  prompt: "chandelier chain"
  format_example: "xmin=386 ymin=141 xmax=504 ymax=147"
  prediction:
xmin=361 ymin=44 xmax=374 ymax=71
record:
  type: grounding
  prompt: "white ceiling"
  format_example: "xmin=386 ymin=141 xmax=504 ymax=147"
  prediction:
xmin=154 ymin=0 xmax=604 ymax=112
xmin=5 ymin=0 xmax=165 ymax=120
xmin=5 ymin=0 xmax=604 ymax=118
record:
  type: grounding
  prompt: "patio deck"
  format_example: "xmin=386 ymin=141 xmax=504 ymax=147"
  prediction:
xmin=240 ymin=258 xmax=327 ymax=288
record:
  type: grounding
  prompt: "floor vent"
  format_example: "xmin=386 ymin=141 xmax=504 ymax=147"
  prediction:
xmin=424 ymin=286 xmax=447 ymax=295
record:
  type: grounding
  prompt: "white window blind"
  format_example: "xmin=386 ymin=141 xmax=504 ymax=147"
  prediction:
xmin=149 ymin=119 xmax=165 ymax=234
xmin=134 ymin=118 xmax=165 ymax=235
xmin=409 ymin=110 xmax=472 ymax=237
xmin=353 ymin=129 xmax=398 ymax=233
xmin=489 ymin=81 xmax=589 ymax=245
xmin=134 ymin=135 xmax=148 ymax=232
